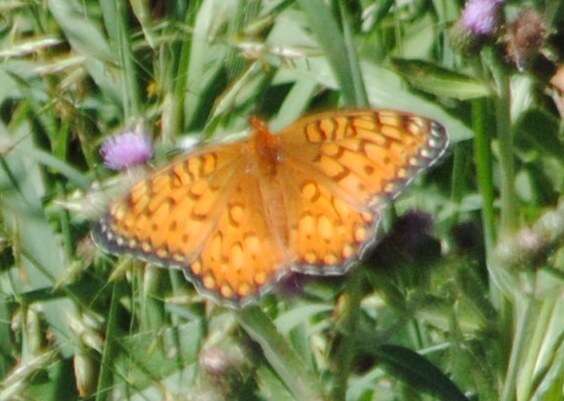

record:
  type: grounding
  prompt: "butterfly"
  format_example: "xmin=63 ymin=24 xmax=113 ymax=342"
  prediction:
xmin=93 ymin=110 xmax=448 ymax=307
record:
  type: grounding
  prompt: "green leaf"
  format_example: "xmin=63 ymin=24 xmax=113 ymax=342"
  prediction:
xmin=183 ymin=0 xmax=237 ymax=128
xmin=113 ymin=319 xmax=203 ymax=393
xmin=297 ymin=0 xmax=367 ymax=106
xmin=0 ymin=119 xmax=78 ymax=356
xmin=48 ymin=0 xmax=121 ymax=104
xmin=274 ymin=303 xmax=332 ymax=335
xmin=237 ymin=306 xmax=326 ymax=401
xmin=369 ymin=345 xmax=470 ymax=401
xmin=0 ymin=299 xmax=13 ymax=378
xmin=529 ymin=339 xmax=564 ymax=401
xmin=514 ymin=108 xmax=564 ymax=164
xmin=270 ymin=78 xmax=318 ymax=131
xmin=26 ymin=148 xmax=90 ymax=189
xmin=275 ymin=58 xmax=473 ymax=142
xmin=256 ymin=366 xmax=297 ymax=401
xmin=100 ymin=0 xmax=141 ymax=116
xmin=391 ymin=59 xmax=492 ymax=100
xmin=95 ymin=284 xmax=120 ymax=401
xmin=129 ymin=0 xmax=158 ymax=48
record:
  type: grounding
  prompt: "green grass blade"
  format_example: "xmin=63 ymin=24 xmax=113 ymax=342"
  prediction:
xmin=0 ymin=119 xmax=78 ymax=355
xmin=237 ymin=306 xmax=326 ymax=401
xmin=270 ymin=78 xmax=317 ymax=131
xmin=27 ymin=148 xmax=90 ymax=189
xmin=183 ymin=0 xmax=233 ymax=128
xmin=472 ymin=98 xmax=496 ymax=254
xmin=370 ymin=345 xmax=470 ymax=401
xmin=95 ymin=284 xmax=121 ymax=401
xmin=392 ymin=59 xmax=492 ymax=100
xmin=337 ymin=2 xmax=368 ymax=106
xmin=297 ymin=0 xmax=364 ymax=106
xmin=47 ymin=0 xmax=121 ymax=104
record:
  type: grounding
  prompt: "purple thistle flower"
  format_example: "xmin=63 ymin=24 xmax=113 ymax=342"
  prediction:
xmin=461 ymin=0 xmax=504 ymax=36
xmin=100 ymin=127 xmax=153 ymax=170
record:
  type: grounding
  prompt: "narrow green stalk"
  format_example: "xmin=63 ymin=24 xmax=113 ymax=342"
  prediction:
xmin=95 ymin=284 xmax=121 ymax=401
xmin=500 ymin=295 xmax=534 ymax=401
xmin=141 ymin=267 xmax=165 ymax=332
xmin=494 ymin=72 xmax=518 ymax=235
xmin=516 ymin=299 xmax=555 ymax=400
xmin=487 ymin=59 xmax=519 ymax=376
xmin=55 ymin=182 xmax=73 ymax=259
xmin=164 ymin=6 xmax=196 ymax=141
xmin=409 ymin=319 xmax=424 ymax=350
xmin=116 ymin=0 xmax=140 ymax=117
xmin=471 ymin=98 xmax=496 ymax=254
xmin=332 ymin=270 xmax=363 ymax=401
xmin=237 ymin=306 xmax=326 ymax=401
xmin=471 ymin=96 xmax=516 ymax=353
xmin=448 ymin=143 xmax=469 ymax=228
xmin=295 ymin=3 xmax=368 ymax=399
xmin=338 ymin=1 xmax=369 ymax=107
xmin=331 ymin=7 xmax=368 ymax=396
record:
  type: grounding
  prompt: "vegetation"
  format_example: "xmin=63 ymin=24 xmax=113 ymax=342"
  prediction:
xmin=0 ymin=1 xmax=562 ymax=400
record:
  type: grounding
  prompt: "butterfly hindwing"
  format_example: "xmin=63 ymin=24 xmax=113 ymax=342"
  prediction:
xmin=186 ymin=171 xmax=289 ymax=306
xmin=278 ymin=161 xmax=380 ymax=274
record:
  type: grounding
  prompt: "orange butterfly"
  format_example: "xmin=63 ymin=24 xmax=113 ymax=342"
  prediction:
xmin=93 ymin=110 xmax=448 ymax=307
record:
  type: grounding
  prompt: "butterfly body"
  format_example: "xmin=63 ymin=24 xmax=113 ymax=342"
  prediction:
xmin=93 ymin=110 xmax=448 ymax=307
xmin=249 ymin=116 xmax=284 ymax=177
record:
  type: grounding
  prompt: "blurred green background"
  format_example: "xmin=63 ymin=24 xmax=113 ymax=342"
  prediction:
xmin=0 ymin=1 xmax=562 ymax=400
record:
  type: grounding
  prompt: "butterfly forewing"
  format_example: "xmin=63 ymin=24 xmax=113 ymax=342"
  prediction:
xmin=93 ymin=143 xmax=242 ymax=271
xmin=278 ymin=110 xmax=448 ymax=209
xmin=276 ymin=110 xmax=448 ymax=274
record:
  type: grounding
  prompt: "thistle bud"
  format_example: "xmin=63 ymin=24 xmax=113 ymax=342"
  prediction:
xmin=505 ymin=8 xmax=547 ymax=70
xmin=451 ymin=0 xmax=504 ymax=53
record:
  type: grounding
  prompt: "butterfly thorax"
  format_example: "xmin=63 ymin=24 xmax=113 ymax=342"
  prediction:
xmin=247 ymin=117 xmax=290 ymax=248
xmin=250 ymin=117 xmax=282 ymax=177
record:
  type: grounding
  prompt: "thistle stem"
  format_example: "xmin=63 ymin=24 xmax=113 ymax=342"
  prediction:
xmin=494 ymin=72 xmax=518 ymax=235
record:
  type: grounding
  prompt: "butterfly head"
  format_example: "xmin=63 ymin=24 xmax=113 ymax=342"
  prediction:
xmin=249 ymin=116 xmax=281 ymax=176
xmin=249 ymin=116 xmax=268 ymax=133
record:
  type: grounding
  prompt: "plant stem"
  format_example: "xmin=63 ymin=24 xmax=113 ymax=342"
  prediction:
xmin=95 ymin=284 xmax=120 ymax=401
xmin=116 ymin=0 xmax=140 ymax=117
xmin=332 ymin=270 xmax=363 ymax=401
xmin=488 ymin=57 xmax=521 ymax=384
xmin=500 ymin=295 xmax=534 ymax=401
xmin=448 ymin=142 xmax=469 ymax=228
xmin=237 ymin=306 xmax=326 ymax=401
xmin=471 ymin=98 xmax=496 ymax=254
xmin=515 ymin=298 xmax=555 ymax=400
xmin=494 ymin=72 xmax=518 ymax=235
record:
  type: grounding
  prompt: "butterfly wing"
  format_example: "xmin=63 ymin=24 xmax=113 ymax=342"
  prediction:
xmin=277 ymin=109 xmax=448 ymax=273
xmin=94 ymin=109 xmax=448 ymax=303
xmin=188 ymin=171 xmax=290 ymax=305
xmin=93 ymin=142 xmax=289 ymax=306
xmin=93 ymin=144 xmax=242 ymax=263
xmin=278 ymin=162 xmax=380 ymax=274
